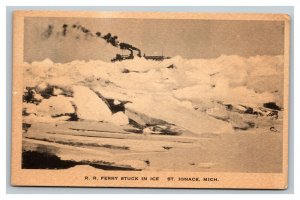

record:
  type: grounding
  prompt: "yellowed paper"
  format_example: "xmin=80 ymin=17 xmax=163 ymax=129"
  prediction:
xmin=11 ymin=11 xmax=290 ymax=189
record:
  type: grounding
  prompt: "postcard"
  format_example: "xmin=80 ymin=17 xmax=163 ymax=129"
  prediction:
xmin=11 ymin=11 xmax=290 ymax=189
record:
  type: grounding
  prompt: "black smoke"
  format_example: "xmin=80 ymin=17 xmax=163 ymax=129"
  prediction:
xmin=42 ymin=23 xmax=142 ymax=59
xmin=62 ymin=24 xmax=68 ymax=36
xmin=41 ymin=25 xmax=53 ymax=39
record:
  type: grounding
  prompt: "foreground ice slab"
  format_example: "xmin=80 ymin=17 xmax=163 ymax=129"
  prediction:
xmin=125 ymin=94 xmax=233 ymax=134
xmin=73 ymin=85 xmax=112 ymax=121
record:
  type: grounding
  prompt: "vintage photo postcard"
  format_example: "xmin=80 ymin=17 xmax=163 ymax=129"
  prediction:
xmin=11 ymin=11 xmax=290 ymax=189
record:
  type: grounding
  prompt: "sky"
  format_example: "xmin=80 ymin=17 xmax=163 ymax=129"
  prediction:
xmin=24 ymin=17 xmax=285 ymax=63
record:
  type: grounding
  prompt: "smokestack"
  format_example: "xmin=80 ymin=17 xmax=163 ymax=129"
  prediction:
xmin=120 ymin=43 xmax=141 ymax=57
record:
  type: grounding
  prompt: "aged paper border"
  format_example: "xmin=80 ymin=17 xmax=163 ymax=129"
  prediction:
xmin=11 ymin=11 xmax=290 ymax=189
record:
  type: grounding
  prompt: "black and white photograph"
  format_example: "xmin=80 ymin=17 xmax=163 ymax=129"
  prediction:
xmin=11 ymin=11 xmax=290 ymax=189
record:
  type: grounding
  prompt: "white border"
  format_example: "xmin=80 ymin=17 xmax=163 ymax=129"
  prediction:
xmin=2 ymin=0 xmax=299 ymax=6
xmin=1 ymin=0 xmax=298 ymax=199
